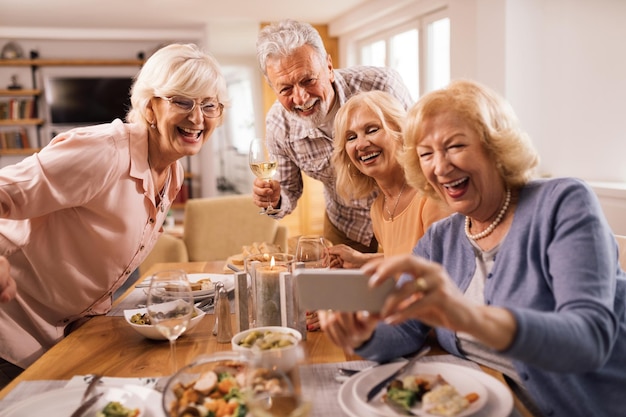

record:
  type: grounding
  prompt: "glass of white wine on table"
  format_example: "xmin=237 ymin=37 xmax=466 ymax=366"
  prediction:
xmin=146 ymin=269 xmax=194 ymax=374
xmin=249 ymin=137 xmax=280 ymax=215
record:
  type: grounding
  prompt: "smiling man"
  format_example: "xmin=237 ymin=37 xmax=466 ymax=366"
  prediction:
xmin=253 ymin=19 xmax=413 ymax=252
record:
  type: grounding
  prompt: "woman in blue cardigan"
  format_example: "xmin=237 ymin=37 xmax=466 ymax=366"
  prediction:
xmin=319 ymin=79 xmax=626 ymax=417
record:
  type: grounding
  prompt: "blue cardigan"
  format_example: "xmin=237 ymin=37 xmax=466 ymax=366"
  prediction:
xmin=356 ymin=178 xmax=626 ymax=417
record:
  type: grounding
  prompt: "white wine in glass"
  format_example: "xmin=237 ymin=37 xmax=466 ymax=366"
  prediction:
xmin=146 ymin=269 xmax=194 ymax=374
xmin=249 ymin=138 xmax=280 ymax=215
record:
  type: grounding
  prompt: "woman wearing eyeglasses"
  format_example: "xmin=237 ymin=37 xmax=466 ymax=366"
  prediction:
xmin=0 ymin=43 xmax=228 ymax=388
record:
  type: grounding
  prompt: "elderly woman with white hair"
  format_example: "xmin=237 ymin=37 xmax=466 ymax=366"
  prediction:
xmin=0 ymin=43 xmax=227 ymax=388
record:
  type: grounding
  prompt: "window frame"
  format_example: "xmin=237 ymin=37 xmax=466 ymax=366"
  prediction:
xmin=350 ymin=7 xmax=450 ymax=100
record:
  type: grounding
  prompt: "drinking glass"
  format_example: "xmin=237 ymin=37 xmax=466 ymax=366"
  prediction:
xmin=146 ymin=269 xmax=194 ymax=374
xmin=295 ymin=235 xmax=330 ymax=268
xmin=249 ymin=137 xmax=280 ymax=215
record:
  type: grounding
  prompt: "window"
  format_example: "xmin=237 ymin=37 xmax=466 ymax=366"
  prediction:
xmin=225 ymin=75 xmax=256 ymax=154
xmin=357 ymin=12 xmax=449 ymax=100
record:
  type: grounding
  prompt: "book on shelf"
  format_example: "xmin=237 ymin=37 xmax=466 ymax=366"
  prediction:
xmin=0 ymin=98 xmax=36 ymax=120
xmin=0 ymin=128 xmax=31 ymax=150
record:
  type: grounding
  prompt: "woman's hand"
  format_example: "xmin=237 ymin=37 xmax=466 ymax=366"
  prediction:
xmin=363 ymin=254 xmax=517 ymax=350
xmin=252 ymin=178 xmax=281 ymax=209
xmin=0 ymin=256 xmax=15 ymax=303
xmin=327 ymin=244 xmax=381 ymax=269
xmin=306 ymin=310 xmax=321 ymax=331
xmin=318 ymin=309 xmax=379 ymax=354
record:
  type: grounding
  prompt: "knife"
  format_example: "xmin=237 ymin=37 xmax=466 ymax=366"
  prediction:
xmin=365 ymin=345 xmax=431 ymax=402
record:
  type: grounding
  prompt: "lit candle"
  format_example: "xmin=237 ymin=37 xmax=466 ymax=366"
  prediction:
xmin=255 ymin=256 xmax=287 ymax=327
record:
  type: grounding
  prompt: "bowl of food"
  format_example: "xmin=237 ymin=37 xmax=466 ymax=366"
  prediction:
xmin=232 ymin=326 xmax=303 ymax=372
xmin=123 ymin=306 xmax=205 ymax=340
xmin=161 ymin=352 xmax=249 ymax=417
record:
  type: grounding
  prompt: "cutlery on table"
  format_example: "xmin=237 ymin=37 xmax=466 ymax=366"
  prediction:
xmin=195 ymin=296 xmax=214 ymax=311
xmin=365 ymin=345 xmax=431 ymax=402
xmin=69 ymin=374 xmax=104 ymax=417
xmin=338 ymin=367 xmax=361 ymax=376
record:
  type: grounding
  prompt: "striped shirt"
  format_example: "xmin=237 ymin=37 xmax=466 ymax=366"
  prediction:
xmin=265 ymin=66 xmax=413 ymax=245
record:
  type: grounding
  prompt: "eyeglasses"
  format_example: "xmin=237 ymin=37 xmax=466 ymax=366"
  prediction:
xmin=157 ymin=96 xmax=224 ymax=118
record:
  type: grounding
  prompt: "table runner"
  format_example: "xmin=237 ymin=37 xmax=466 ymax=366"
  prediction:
xmin=0 ymin=355 xmax=523 ymax=416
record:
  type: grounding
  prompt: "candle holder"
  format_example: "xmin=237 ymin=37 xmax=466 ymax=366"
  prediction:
xmin=246 ymin=253 xmax=294 ymax=328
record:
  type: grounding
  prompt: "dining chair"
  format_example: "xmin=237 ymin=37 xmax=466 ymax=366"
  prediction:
xmin=139 ymin=233 xmax=189 ymax=275
xmin=182 ymin=194 xmax=288 ymax=262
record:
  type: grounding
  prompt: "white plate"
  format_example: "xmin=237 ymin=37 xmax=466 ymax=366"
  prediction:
xmin=353 ymin=362 xmax=487 ymax=416
xmin=339 ymin=362 xmax=513 ymax=417
xmin=0 ymin=385 xmax=165 ymax=417
xmin=141 ymin=273 xmax=234 ymax=301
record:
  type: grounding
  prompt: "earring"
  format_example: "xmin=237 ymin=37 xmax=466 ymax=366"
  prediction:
xmin=150 ymin=121 xmax=156 ymax=129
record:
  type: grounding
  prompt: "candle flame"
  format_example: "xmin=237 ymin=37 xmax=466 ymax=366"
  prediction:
xmin=270 ymin=256 xmax=275 ymax=269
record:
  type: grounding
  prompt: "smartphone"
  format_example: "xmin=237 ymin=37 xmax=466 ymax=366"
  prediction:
xmin=294 ymin=268 xmax=395 ymax=313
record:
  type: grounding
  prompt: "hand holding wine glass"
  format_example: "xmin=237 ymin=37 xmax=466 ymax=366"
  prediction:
xmin=146 ymin=269 xmax=194 ymax=374
xmin=249 ymin=137 xmax=280 ymax=215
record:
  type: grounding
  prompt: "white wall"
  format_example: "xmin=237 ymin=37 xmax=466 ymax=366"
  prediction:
xmin=503 ymin=0 xmax=626 ymax=183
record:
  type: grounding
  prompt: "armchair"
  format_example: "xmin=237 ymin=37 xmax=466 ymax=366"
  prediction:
xmin=183 ymin=194 xmax=288 ymax=262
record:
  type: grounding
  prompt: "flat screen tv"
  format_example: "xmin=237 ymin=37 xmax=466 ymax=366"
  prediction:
xmin=45 ymin=77 xmax=133 ymax=125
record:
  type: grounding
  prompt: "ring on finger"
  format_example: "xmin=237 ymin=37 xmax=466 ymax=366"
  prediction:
xmin=414 ymin=277 xmax=428 ymax=292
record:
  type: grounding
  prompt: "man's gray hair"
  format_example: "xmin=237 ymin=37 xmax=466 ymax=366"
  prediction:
xmin=256 ymin=19 xmax=328 ymax=77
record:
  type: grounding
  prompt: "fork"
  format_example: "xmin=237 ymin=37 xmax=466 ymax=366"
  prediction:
xmin=195 ymin=296 xmax=214 ymax=311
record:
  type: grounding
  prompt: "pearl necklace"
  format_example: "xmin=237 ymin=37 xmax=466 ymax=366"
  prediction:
xmin=384 ymin=181 xmax=407 ymax=221
xmin=465 ymin=188 xmax=511 ymax=240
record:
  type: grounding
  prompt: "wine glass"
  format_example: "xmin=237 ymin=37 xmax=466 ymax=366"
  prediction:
xmin=249 ymin=137 xmax=280 ymax=215
xmin=146 ymin=269 xmax=194 ymax=374
xmin=295 ymin=235 xmax=330 ymax=268
xmin=245 ymin=366 xmax=312 ymax=417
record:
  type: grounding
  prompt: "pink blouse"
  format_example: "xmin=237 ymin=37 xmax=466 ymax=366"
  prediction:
xmin=0 ymin=119 xmax=183 ymax=368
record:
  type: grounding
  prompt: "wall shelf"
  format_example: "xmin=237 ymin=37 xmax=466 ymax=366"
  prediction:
xmin=0 ymin=148 xmax=39 ymax=156
xmin=0 ymin=89 xmax=41 ymax=96
xmin=0 ymin=118 xmax=43 ymax=126
xmin=0 ymin=58 xmax=144 ymax=151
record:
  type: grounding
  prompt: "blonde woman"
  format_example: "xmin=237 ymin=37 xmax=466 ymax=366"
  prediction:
xmin=329 ymin=90 xmax=450 ymax=268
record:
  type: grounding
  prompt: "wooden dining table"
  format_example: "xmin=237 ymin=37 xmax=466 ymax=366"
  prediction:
xmin=0 ymin=261 xmax=533 ymax=417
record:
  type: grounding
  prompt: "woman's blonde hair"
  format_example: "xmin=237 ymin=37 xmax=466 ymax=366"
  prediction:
xmin=402 ymin=79 xmax=539 ymax=199
xmin=333 ymin=90 xmax=407 ymax=201
xmin=126 ymin=43 xmax=228 ymax=127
